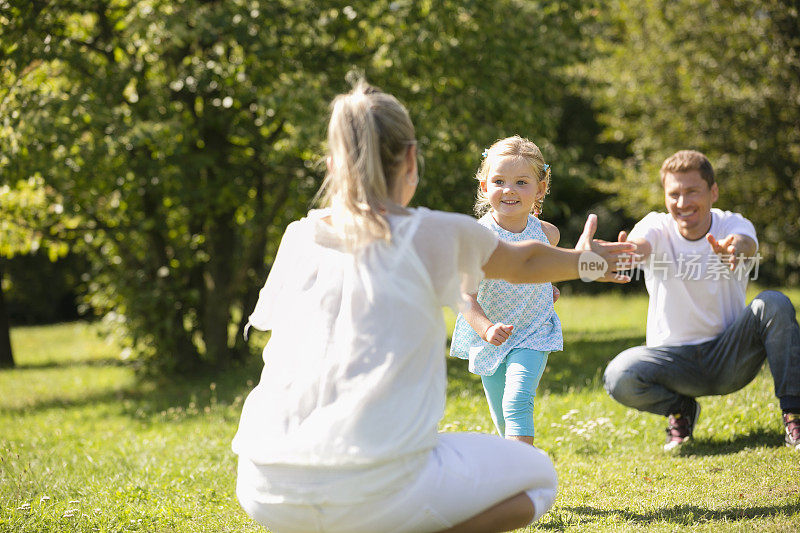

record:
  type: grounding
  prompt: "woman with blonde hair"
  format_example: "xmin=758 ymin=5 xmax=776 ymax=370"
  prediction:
xmin=232 ymin=81 xmax=632 ymax=533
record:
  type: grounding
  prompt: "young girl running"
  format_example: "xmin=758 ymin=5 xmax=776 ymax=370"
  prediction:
xmin=450 ymin=136 xmax=561 ymax=446
xmin=232 ymin=82 xmax=632 ymax=533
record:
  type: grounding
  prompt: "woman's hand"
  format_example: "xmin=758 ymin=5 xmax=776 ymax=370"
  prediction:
xmin=576 ymin=214 xmax=637 ymax=283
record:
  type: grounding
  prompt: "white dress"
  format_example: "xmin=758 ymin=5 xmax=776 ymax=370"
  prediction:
xmin=232 ymin=207 xmax=498 ymax=505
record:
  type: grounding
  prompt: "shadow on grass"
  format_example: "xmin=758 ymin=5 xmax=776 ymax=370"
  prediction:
xmin=681 ymin=428 xmax=786 ymax=456
xmin=446 ymin=334 xmax=644 ymax=396
xmin=550 ymin=502 xmax=800 ymax=529
xmin=541 ymin=335 xmax=644 ymax=393
xmin=121 ymin=359 xmax=265 ymax=423
xmin=3 ymin=356 xmax=265 ymax=421
xmin=12 ymin=357 xmax=125 ymax=370
xmin=447 ymin=356 xmax=483 ymax=397
xmin=13 ymin=331 xmax=645 ymax=420
xmin=1 ymin=387 xmax=149 ymax=414
xmin=445 ymin=334 xmax=646 ymax=401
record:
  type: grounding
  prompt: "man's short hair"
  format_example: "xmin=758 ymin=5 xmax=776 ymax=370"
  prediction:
xmin=660 ymin=150 xmax=715 ymax=187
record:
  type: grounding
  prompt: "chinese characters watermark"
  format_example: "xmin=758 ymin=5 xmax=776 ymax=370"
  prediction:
xmin=617 ymin=252 xmax=762 ymax=281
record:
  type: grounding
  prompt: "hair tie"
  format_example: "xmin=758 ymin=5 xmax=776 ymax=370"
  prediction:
xmin=543 ymin=163 xmax=550 ymax=172
xmin=482 ymin=148 xmax=489 ymax=158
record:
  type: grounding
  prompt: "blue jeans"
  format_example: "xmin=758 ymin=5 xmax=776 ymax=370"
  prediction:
xmin=604 ymin=291 xmax=800 ymax=416
xmin=481 ymin=348 xmax=549 ymax=438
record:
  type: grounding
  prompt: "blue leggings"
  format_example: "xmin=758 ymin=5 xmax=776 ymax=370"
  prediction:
xmin=481 ymin=348 xmax=549 ymax=438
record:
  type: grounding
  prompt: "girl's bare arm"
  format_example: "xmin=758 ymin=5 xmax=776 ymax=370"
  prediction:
xmin=461 ymin=293 xmax=513 ymax=346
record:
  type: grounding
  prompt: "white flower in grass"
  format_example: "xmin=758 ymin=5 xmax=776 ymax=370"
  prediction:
xmin=561 ymin=409 xmax=579 ymax=420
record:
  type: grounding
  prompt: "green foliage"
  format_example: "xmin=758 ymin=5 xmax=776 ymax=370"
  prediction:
xmin=0 ymin=0 xmax=601 ymax=373
xmin=356 ymin=1 xmax=599 ymax=219
xmin=3 ymin=292 xmax=800 ymax=531
xmin=4 ymin=0 xmax=798 ymax=374
xmin=0 ymin=177 xmax=72 ymax=261
xmin=2 ymin=1 xmax=343 ymax=372
xmin=585 ymin=0 xmax=800 ymax=282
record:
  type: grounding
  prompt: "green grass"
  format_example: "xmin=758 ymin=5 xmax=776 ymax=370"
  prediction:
xmin=3 ymin=288 xmax=800 ymax=532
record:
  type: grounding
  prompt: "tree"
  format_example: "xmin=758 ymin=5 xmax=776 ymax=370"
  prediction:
xmin=0 ymin=176 xmax=71 ymax=367
xmin=2 ymin=0 xmax=596 ymax=373
xmin=0 ymin=266 xmax=9 ymax=368
xmin=2 ymin=0 xmax=343 ymax=372
xmin=584 ymin=0 xmax=800 ymax=283
xmin=0 ymin=10 xmax=86 ymax=367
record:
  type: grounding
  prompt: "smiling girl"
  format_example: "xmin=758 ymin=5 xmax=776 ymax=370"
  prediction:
xmin=450 ymin=136 xmax=562 ymax=446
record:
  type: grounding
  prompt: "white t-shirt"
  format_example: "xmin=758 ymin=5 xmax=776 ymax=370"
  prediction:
xmin=231 ymin=207 xmax=498 ymax=504
xmin=629 ymin=208 xmax=758 ymax=347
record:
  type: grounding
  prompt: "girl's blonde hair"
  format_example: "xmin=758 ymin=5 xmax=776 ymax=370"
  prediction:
xmin=316 ymin=80 xmax=416 ymax=246
xmin=474 ymin=135 xmax=551 ymax=217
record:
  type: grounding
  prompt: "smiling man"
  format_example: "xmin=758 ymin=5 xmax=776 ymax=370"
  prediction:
xmin=603 ymin=150 xmax=800 ymax=452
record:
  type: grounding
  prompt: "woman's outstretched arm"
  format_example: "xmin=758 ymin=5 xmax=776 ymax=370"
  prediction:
xmin=482 ymin=214 xmax=634 ymax=284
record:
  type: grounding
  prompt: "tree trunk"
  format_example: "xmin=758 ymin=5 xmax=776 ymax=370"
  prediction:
xmin=231 ymin=160 xmax=292 ymax=361
xmin=0 ymin=261 xmax=15 ymax=368
xmin=203 ymin=213 xmax=237 ymax=367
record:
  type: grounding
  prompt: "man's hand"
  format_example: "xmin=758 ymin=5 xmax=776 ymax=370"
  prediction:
xmin=707 ymin=234 xmax=757 ymax=270
xmin=616 ymin=230 xmax=633 ymax=270
xmin=484 ymin=323 xmax=514 ymax=346
xmin=613 ymin=230 xmax=650 ymax=270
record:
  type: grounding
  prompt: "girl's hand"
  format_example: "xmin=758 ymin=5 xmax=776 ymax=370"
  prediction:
xmin=552 ymin=286 xmax=560 ymax=303
xmin=483 ymin=323 xmax=514 ymax=346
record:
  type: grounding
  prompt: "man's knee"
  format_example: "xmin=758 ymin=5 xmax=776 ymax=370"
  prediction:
xmin=603 ymin=351 xmax=644 ymax=406
xmin=752 ymin=290 xmax=797 ymax=322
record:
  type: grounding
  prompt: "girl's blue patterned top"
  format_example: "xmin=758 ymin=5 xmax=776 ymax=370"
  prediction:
xmin=449 ymin=213 xmax=563 ymax=375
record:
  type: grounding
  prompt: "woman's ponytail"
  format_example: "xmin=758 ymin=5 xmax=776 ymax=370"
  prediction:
xmin=317 ymin=80 xmax=415 ymax=247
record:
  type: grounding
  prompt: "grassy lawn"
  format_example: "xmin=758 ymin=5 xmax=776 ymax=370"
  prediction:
xmin=2 ymin=287 xmax=799 ymax=532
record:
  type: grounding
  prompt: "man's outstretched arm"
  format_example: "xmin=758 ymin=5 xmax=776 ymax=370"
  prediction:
xmin=618 ymin=230 xmax=652 ymax=263
xmin=707 ymin=234 xmax=757 ymax=269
